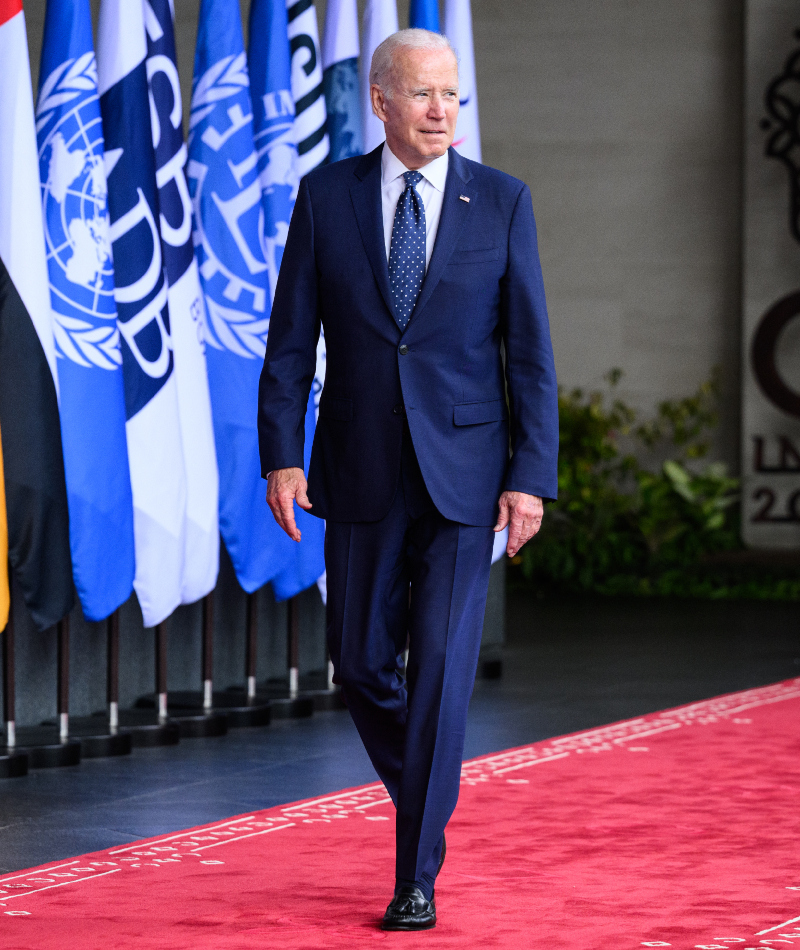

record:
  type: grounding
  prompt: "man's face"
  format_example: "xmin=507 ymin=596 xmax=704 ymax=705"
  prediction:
xmin=372 ymin=47 xmax=459 ymax=169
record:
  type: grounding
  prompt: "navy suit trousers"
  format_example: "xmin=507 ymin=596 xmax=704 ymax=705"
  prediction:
xmin=325 ymin=424 xmax=494 ymax=898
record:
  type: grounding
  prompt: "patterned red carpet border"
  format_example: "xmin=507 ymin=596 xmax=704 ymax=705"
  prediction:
xmin=2 ymin=678 xmax=800 ymax=948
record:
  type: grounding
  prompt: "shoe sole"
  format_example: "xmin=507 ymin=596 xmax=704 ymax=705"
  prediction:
xmin=381 ymin=920 xmax=437 ymax=931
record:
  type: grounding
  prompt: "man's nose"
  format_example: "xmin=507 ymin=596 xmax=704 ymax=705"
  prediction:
xmin=427 ymin=95 xmax=447 ymax=118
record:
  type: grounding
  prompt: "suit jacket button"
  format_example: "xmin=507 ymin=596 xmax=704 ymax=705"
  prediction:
xmin=393 ymin=404 xmax=404 ymax=415
xmin=398 ymin=344 xmax=409 ymax=355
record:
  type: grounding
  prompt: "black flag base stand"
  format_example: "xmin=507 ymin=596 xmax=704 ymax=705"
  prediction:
xmin=110 ymin=708 xmax=181 ymax=747
xmin=151 ymin=690 xmax=272 ymax=729
xmin=10 ymin=727 xmax=82 ymax=768
xmin=44 ymin=716 xmax=132 ymax=758
xmin=0 ymin=746 xmax=28 ymax=778
xmin=227 ymin=682 xmax=314 ymax=720
xmin=133 ymin=693 xmax=231 ymax=737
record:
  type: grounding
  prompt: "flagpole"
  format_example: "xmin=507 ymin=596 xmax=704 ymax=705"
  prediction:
xmin=246 ymin=591 xmax=258 ymax=701
xmin=146 ymin=616 xmax=227 ymax=738
xmin=155 ymin=621 xmax=168 ymax=722
xmin=288 ymin=596 xmax=300 ymax=698
xmin=107 ymin=610 xmax=120 ymax=730
xmin=253 ymin=590 xmax=312 ymax=719
xmin=203 ymin=593 xmax=214 ymax=711
xmin=1 ymin=576 xmax=28 ymax=777
xmin=57 ymin=615 xmax=69 ymax=742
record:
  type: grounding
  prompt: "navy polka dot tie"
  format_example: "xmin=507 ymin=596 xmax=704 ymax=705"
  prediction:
xmin=388 ymin=171 xmax=426 ymax=330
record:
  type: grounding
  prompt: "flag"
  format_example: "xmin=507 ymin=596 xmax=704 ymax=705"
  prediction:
xmin=97 ymin=0 xmax=187 ymax=627
xmin=0 ymin=423 xmax=8 ymax=632
xmin=189 ymin=0 xmax=298 ymax=595
xmin=36 ymin=0 xmax=135 ymax=623
xmin=360 ymin=0 xmax=398 ymax=153
xmin=444 ymin=0 xmax=481 ymax=162
xmin=409 ymin=0 xmax=440 ymax=31
xmin=321 ymin=0 xmax=362 ymax=162
xmin=248 ymin=0 xmax=299 ymax=309
xmin=247 ymin=0 xmax=326 ymax=601
xmin=287 ymin=0 xmax=330 ymax=176
xmin=0 ymin=0 xmax=74 ymax=632
xmin=144 ymin=0 xmax=219 ymax=604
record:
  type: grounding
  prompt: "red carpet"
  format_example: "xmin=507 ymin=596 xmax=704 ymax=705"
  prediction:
xmin=3 ymin=679 xmax=800 ymax=949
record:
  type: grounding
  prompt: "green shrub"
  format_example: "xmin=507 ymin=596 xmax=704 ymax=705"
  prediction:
xmin=513 ymin=371 xmax=800 ymax=600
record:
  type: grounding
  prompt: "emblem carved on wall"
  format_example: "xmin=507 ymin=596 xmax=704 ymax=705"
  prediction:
xmin=761 ymin=29 xmax=800 ymax=244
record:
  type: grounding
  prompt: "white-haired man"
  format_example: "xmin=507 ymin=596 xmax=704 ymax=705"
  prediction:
xmin=259 ymin=29 xmax=558 ymax=930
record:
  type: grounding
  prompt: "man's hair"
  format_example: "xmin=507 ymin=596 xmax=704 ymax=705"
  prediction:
xmin=369 ymin=29 xmax=458 ymax=99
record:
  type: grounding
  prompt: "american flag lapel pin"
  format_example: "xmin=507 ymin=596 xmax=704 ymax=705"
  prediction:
xmin=459 ymin=194 xmax=470 ymax=202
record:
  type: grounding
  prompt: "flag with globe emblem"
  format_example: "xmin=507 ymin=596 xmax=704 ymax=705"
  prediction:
xmin=97 ymin=0 xmax=188 ymax=627
xmin=247 ymin=0 xmax=325 ymax=600
xmin=188 ymin=0 xmax=308 ymax=596
xmin=36 ymin=0 xmax=135 ymax=623
xmin=144 ymin=0 xmax=220 ymax=605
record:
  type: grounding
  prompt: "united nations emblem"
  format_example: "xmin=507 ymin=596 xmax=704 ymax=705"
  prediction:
xmin=37 ymin=53 xmax=120 ymax=371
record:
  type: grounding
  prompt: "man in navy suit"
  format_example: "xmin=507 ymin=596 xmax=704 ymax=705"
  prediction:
xmin=258 ymin=28 xmax=558 ymax=930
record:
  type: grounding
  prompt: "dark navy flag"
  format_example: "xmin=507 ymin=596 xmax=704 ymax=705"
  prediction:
xmin=248 ymin=0 xmax=325 ymax=601
xmin=36 ymin=0 xmax=134 ymax=622
xmin=97 ymin=0 xmax=187 ymax=627
xmin=145 ymin=0 xmax=219 ymax=605
xmin=321 ymin=0 xmax=363 ymax=162
xmin=189 ymin=0 xmax=299 ymax=595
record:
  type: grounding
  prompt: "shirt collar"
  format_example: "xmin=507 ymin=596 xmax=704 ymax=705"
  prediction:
xmin=381 ymin=142 xmax=449 ymax=193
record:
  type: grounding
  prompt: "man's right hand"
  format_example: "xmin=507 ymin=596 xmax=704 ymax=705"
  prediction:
xmin=266 ymin=467 xmax=312 ymax=542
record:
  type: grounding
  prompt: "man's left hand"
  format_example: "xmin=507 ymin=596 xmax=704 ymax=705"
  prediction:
xmin=494 ymin=491 xmax=544 ymax=557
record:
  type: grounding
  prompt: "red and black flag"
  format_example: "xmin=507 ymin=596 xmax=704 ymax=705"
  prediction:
xmin=0 ymin=0 xmax=73 ymax=631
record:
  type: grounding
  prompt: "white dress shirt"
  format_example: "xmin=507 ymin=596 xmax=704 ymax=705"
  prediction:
xmin=381 ymin=143 xmax=449 ymax=271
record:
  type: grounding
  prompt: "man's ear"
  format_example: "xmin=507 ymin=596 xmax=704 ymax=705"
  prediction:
xmin=371 ymin=85 xmax=388 ymax=122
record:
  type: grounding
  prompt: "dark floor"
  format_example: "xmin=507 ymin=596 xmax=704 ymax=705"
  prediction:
xmin=0 ymin=593 xmax=798 ymax=873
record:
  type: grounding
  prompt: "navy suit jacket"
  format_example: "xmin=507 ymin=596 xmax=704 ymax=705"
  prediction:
xmin=258 ymin=145 xmax=558 ymax=527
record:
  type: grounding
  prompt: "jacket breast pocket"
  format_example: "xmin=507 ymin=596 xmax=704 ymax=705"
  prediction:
xmin=319 ymin=396 xmax=352 ymax=422
xmin=453 ymin=399 xmax=508 ymax=426
xmin=447 ymin=247 xmax=502 ymax=265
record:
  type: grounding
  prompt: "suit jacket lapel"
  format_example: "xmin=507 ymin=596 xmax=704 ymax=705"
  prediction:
xmin=350 ymin=145 xmax=397 ymax=322
xmin=409 ymin=147 xmax=475 ymax=325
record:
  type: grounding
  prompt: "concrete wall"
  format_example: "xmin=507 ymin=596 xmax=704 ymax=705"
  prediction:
xmin=473 ymin=0 xmax=745 ymax=468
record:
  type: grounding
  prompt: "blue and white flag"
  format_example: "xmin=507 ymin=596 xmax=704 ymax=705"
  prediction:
xmin=97 ymin=0 xmax=187 ymax=627
xmin=444 ymin=0 xmax=482 ymax=162
xmin=321 ymin=0 xmax=362 ymax=162
xmin=360 ymin=0 xmax=398 ymax=153
xmin=248 ymin=0 xmax=325 ymax=600
xmin=36 ymin=0 xmax=135 ymax=622
xmin=189 ymin=0 xmax=300 ymax=596
xmin=409 ymin=0 xmax=440 ymax=32
xmin=144 ymin=0 xmax=219 ymax=604
xmin=287 ymin=0 xmax=330 ymax=177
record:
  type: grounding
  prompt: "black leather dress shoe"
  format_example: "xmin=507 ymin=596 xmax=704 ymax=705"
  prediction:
xmin=381 ymin=885 xmax=436 ymax=931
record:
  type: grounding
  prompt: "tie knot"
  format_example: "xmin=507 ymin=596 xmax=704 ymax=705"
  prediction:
xmin=403 ymin=170 xmax=423 ymax=188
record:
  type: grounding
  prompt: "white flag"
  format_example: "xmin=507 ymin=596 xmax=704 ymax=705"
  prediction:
xmin=287 ymin=0 xmax=330 ymax=176
xmin=145 ymin=0 xmax=219 ymax=605
xmin=98 ymin=0 xmax=187 ymax=627
xmin=360 ymin=0 xmax=398 ymax=153
xmin=444 ymin=0 xmax=482 ymax=162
